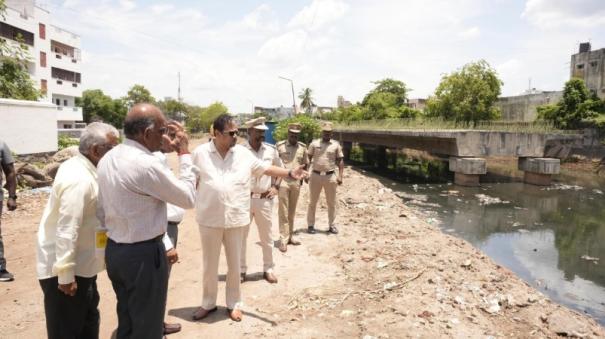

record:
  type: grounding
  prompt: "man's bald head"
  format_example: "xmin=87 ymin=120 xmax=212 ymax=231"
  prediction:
xmin=123 ymin=103 xmax=166 ymax=139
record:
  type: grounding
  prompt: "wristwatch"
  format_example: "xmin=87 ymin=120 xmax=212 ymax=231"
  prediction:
xmin=8 ymin=195 xmax=17 ymax=200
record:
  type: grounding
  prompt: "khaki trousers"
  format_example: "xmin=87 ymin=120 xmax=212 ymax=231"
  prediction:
xmin=278 ymin=181 xmax=301 ymax=245
xmin=307 ymin=172 xmax=338 ymax=227
xmin=199 ymin=225 xmax=244 ymax=310
xmin=241 ymin=198 xmax=275 ymax=273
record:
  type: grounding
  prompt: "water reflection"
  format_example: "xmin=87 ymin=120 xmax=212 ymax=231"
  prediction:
xmin=394 ymin=182 xmax=605 ymax=324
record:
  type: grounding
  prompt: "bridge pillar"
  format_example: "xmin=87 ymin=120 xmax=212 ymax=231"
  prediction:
xmin=342 ymin=141 xmax=352 ymax=161
xmin=518 ymin=157 xmax=560 ymax=186
xmin=449 ymin=157 xmax=487 ymax=187
xmin=376 ymin=146 xmax=387 ymax=169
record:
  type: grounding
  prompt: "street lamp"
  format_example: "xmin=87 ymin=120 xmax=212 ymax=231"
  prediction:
xmin=278 ymin=76 xmax=297 ymax=116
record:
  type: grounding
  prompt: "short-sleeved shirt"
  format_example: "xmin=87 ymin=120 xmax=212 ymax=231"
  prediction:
xmin=308 ymin=139 xmax=343 ymax=172
xmin=0 ymin=140 xmax=15 ymax=201
xmin=277 ymin=140 xmax=308 ymax=183
xmin=243 ymin=142 xmax=283 ymax=193
xmin=192 ymin=141 xmax=269 ymax=228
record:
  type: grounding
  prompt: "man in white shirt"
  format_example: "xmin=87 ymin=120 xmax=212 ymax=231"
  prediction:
xmin=191 ymin=114 xmax=307 ymax=322
xmin=241 ymin=117 xmax=283 ymax=284
xmin=155 ymin=139 xmax=185 ymax=336
xmin=36 ymin=122 xmax=119 ymax=339
xmin=98 ymin=104 xmax=196 ymax=339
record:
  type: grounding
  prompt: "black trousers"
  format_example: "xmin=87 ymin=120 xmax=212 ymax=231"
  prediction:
xmin=39 ymin=275 xmax=100 ymax=339
xmin=106 ymin=237 xmax=168 ymax=339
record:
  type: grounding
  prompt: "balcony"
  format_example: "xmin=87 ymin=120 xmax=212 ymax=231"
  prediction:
xmin=56 ymin=105 xmax=83 ymax=121
xmin=50 ymin=25 xmax=80 ymax=50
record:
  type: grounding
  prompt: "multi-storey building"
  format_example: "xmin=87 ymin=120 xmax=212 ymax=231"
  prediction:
xmin=571 ymin=42 xmax=605 ymax=100
xmin=1 ymin=0 xmax=83 ymax=129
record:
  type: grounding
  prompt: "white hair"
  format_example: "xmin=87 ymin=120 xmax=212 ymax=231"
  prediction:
xmin=79 ymin=122 xmax=120 ymax=155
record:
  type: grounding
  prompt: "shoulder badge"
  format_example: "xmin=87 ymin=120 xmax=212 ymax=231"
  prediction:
xmin=297 ymin=141 xmax=307 ymax=147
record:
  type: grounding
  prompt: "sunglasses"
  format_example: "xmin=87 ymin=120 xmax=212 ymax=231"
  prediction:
xmin=222 ymin=130 xmax=239 ymax=137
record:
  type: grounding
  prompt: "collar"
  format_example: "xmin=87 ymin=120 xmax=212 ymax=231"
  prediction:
xmin=245 ymin=140 xmax=264 ymax=153
xmin=123 ymin=138 xmax=152 ymax=155
xmin=76 ymin=153 xmax=97 ymax=177
xmin=210 ymin=140 xmax=234 ymax=155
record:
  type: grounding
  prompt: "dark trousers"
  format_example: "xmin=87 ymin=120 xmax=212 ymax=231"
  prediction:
xmin=106 ymin=238 xmax=168 ymax=339
xmin=39 ymin=275 xmax=100 ymax=339
xmin=166 ymin=222 xmax=179 ymax=276
xmin=0 ymin=204 xmax=6 ymax=271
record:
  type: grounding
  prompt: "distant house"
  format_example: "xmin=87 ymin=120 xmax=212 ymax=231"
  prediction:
xmin=337 ymin=95 xmax=352 ymax=108
xmin=406 ymin=98 xmax=427 ymax=111
xmin=571 ymin=42 xmax=605 ymax=100
xmin=254 ymin=106 xmax=295 ymax=120
xmin=497 ymin=90 xmax=563 ymax=122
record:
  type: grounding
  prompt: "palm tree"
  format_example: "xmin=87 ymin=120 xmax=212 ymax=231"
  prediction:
xmin=298 ymin=88 xmax=315 ymax=114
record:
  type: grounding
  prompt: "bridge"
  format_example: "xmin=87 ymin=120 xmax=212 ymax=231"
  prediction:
xmin=332 ymin=128 xmax=582 ymax=186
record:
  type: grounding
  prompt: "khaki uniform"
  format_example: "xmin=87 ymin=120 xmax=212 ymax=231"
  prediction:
xmin=307 ymin=139 xmax=344 ymax=227
xmin=241 ymin=142 xmax=282 ymax=274
xmin=276 ymin=140 xmax=308 ymax=246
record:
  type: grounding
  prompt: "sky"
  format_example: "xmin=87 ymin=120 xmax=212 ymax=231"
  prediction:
xmin=40 ymin=0 xmax=605 ymax=112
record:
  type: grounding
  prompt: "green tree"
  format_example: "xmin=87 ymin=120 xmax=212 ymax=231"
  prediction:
xmin=298 ymin=87 xmax=315 ymax=114
xmin=426 ymin=60 xmax=502 ymax=123
xmin=272 ymin=114 xmax=321 ymax=145
xmin=359 ymin=78 xmax=419 ymax=120
xmin=185 ymin=101 xmax=229 ymax=133
xmin=537 ymin=78 xmax=602 ymax=129
xmin=158 ymin=98 xmax=188 ymax=120
xmin=78 ymin=89 xmax=127 ymax=128
xmin=124 ymin=84 xmax=155 ymax=107
xmin=362 ymin=78 xmax=409 ymax=107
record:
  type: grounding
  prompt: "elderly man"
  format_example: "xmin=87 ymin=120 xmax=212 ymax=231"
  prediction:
xmin=192 ymin=114 xmax=306 ymax=322
xmin=98 ymin=104 xmax=196 ymax=339
xmin=36 ymin=122 xmax=119 ymax=339
xmin=0 ymin=139 xmax=17 ymax=282
xmin=307 ymin=122 xmax=344 ymax=235
xmin=240 ymin=117 xmax=283 ymax=284
xmin=276 ymin=123 xmax=308 ymax=252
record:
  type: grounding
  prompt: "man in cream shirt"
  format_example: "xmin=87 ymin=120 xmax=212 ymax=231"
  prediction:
xmin=191 ymin=114 xmax=307 ymax=322
xmin=36 ymin=123 xmax=119 ymax=339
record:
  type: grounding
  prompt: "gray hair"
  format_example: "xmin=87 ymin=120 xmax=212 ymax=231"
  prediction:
xmin=79 ymin=122 xmax=120 ymax=155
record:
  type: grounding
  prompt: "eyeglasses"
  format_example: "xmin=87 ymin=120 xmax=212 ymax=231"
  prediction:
xmin=222 ymin=130 xmax=239 ymax=137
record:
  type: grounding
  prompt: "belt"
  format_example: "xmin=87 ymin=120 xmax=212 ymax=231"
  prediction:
xmin=251 ymin=191 xmax=271 ymax=199
xmin=168 ymin=221 xmax=180 ymax=226
xmin=313 ymin=170 xmax=335 ymax=176
xmin=108 ymin=233 xmax=164 ymax=245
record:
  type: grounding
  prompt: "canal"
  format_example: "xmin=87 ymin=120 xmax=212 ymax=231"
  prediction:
xmin=350 ymin=148 xmax=605 ymax=324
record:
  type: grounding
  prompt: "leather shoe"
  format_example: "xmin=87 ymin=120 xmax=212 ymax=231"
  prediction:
xmin=307 ymin=226 xmax=316 ymax=234
xmin=278 ymin=243 xmax=287 ymax=253
xmin=329 ymin=226 xmax=339 ymax=234
xmin=288 ymin=238 xmax=301 ymax=245
xmin=227 ymin=308 xmax=243 ymax=322
xmin=240 ymin=272 xmax=246 ymax=283
xmin=264 ymin=271 xmax=278 ymax=284
xmin=192 ymin=306 xmax=217 ymax=321
xmin=163 ymin=322 xmax=181 ymax=335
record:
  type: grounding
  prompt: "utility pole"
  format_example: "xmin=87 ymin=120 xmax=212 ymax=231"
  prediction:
xmin=279 ymin=76 xmax=296 ymax=116
xmin=177 ymin=72 xmax=182 ymax=102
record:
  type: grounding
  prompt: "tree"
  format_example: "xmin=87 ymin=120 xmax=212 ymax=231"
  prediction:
xmin=362 ymin=78 xmax=409 ymax=107
xmin=272 ymin=114 xmax=321 ymax=145
xmin=358 ymin=78 xmax=419 ymax=120
xmin=537 ymin=78 xmax=602 ymax=129
xmin=158 ymin=98 xmax=188 ymax=121
xmin=78 ymin=89 xmax=127 ymax=128
xmin=426 ymin=60 xmax=502 ymax=123
xmin=124 ymin=84 xmax=155 ymax=108
xmin=298 ymin=88 xmax=315 ymax=114
xmin=185 ymin=101 xmax=229 ymax=133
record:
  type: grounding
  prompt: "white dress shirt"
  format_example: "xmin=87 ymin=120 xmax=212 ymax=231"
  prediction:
xmin=243 ymin=141 xmax=283 ymax=193
xmin=192 ymin=141 xmax=268 ymax=228
xmin=154 ymin=151 xmax=186 ymax=251
xmin=36 ymin=154 xmax=104 ymax=284
xmin=97 ymin=139 xmax=196 ymax=243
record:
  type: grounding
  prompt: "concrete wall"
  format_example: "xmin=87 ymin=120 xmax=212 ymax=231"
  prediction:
xmin=571 ymin=47 xmax=605 ymax=100
xmin=0 ymin=99 xmax=58 ymax=155
xmin=497 ymin=91 xmax=563 ymax=121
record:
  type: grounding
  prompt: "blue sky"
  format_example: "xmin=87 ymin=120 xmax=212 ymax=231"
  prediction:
xmin=42 ymin=0 xmax=605 ymax=112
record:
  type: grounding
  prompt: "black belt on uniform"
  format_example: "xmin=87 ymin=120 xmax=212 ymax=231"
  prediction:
xmin=168 ymin=221 xmax=180 ymax=226
xmin=108 ymin=233 xmax=165 ymax=245
xmin=313 ymin=170 xmax=335 ymax=175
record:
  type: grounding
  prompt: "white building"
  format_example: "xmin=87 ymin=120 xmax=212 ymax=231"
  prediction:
xmin=1 ymin=0 xmax=83 ymax=129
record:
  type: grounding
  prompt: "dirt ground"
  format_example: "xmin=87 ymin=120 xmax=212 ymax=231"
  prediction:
xmin=1 ymin=139 xmax=604 ymax=338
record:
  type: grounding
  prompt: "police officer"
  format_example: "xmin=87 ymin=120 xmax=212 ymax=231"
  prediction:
xmin=276 ymin=123 xmax=308 ymax=252
xmin=241 ymin=117 xmax=283 ymax=284
xmin=307 ymin=122 xmax=344 ymax=235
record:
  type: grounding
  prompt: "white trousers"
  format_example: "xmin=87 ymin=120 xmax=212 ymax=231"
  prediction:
xmin=241 ymin=198 xmax=275 ymax=273
xmin=199 ymin=225 xmax=244 ymax=310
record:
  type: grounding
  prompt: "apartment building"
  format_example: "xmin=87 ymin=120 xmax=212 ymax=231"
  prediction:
xmin=1 ymin=0 xmax=83 ymax=129
xmin=571 ymin=42 xmax=605 ymax=100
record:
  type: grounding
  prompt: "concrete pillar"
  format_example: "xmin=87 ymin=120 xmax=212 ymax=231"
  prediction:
xmin=518 ymin=157 xmax=560 ymax=186
xmin=449 ymin=157 xmax=487 ymax=187
xmin=376 ymin=146 xmax=387 ymax=169
xmin=342 ymin=141 xmax=352 ymax=161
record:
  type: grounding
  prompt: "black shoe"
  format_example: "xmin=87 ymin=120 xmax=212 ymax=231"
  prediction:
xmin=307 ymin=226 xmax=316 ymax=234
xmin=328 ymin=226 xmax=339 ymax=234
xmin=240 ymin=272 xmax=246 ymax=283
xmin=0 ymin=270 xmax=14 ymax=282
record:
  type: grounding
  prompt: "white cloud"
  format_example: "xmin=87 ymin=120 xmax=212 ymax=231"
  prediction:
xmin=287 ymin=0 xmax=348 ymax=31
xmin=522 ymin=0 xmax=605 ymax=29
xmin=459 ymin=26 xmax=480 ymax=40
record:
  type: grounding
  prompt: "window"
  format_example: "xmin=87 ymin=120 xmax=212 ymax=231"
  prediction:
xmin=55 ymin=98 xmax=60 ymax=105
xmin=41 ymin=79 xmax=47 ymax=95
xmin=577 ymin=64 xmax=584 ymax=69
xmin=0 ymin=22 xmax=35 ymax=46
xmin=64 ymin=99 xmax=68 ymax=106
xmin=40 ymin=51 xmax=46 ymax=67
xmin=590 ymin=61 xmax=598 ymax=68
xmin=39 ymin=23 xmax=45 ymax=40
